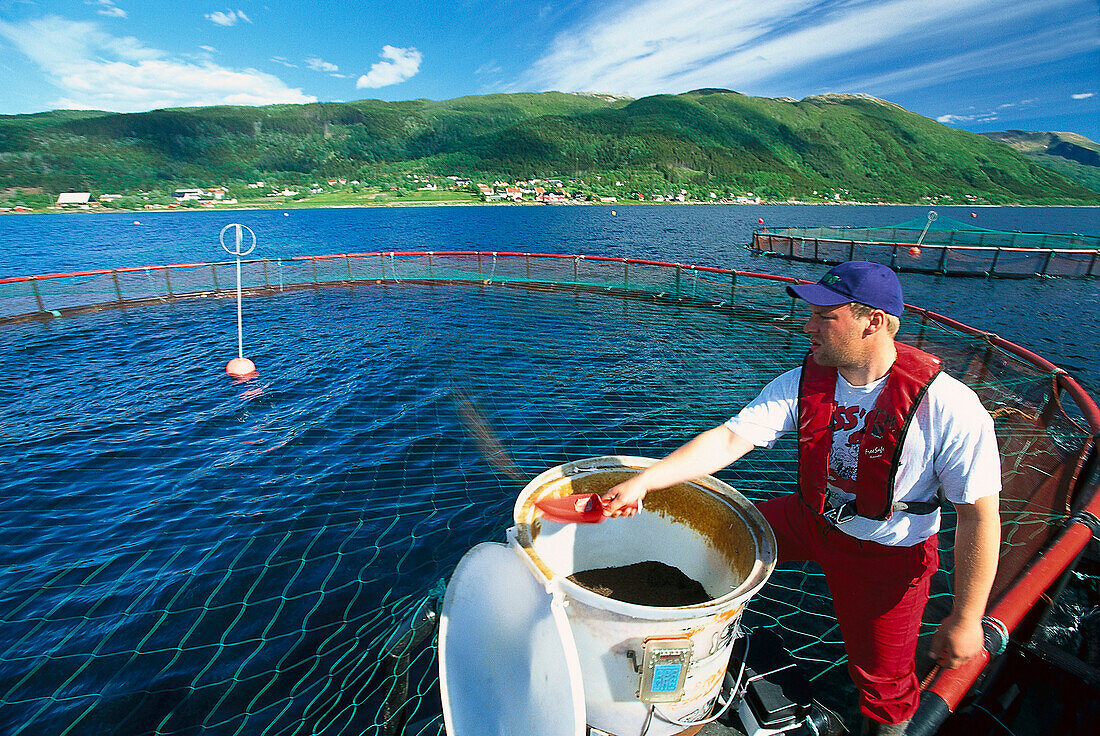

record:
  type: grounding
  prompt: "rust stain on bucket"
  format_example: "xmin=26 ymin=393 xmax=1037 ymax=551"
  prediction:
xmin=643 ymin=482 xmax=757 ymax=583
xmin=515 ymin=467 xmax=759 ymax=587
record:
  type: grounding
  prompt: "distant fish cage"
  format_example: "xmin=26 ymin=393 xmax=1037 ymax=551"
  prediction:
xmin=752 ymin=215 xmax=1100 ymax=278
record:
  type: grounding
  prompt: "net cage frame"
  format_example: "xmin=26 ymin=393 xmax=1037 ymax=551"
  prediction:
xmin=752 ymin=227 xmax=1100 ymax=279
xmin=1 ymin=250 xmax=1098 ymax=733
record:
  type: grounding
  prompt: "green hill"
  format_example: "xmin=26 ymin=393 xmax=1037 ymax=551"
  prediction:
xmin=1 ymin=90 xmax=1097 ymax=206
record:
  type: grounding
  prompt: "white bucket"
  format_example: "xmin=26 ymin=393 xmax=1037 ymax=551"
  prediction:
xmin=510 ymin=456 xmax=776 ymax=736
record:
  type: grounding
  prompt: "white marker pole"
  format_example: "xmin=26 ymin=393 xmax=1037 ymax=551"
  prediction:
xmin=220 ymin=223 xmax=257 ymax=376
xmin=916 ymin=210 xmax=938 ymax=247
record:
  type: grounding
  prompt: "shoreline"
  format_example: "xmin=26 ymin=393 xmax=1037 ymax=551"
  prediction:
xmin=5 ymin=199 xmax=1099 ymax=216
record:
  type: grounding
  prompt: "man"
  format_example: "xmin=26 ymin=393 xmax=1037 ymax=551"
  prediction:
xmin=601 ymin=261 xmax=1001 ymax=735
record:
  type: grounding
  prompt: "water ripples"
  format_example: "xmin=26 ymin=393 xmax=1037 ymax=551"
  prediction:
xmin=1 ymin=205 xmax=1096 ymax=734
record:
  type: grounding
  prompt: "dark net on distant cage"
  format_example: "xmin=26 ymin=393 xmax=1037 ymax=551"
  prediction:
xmin=0 ymin=252 xmax=1095 ymax=735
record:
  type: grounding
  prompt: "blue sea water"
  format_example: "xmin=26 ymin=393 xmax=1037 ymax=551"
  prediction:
xmin=0 ymin=204 xmax=1097 ymax=735
xmin=2 ymin=203 xmax=1097 ymax=393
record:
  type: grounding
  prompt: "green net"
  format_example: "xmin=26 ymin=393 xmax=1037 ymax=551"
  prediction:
xmin=0 ymin=253 xmax=1095 ymax=735
xmin=772 ymin=214 xmax=1100 ymax=249
xmin=754 ymin=214 xmax=1100 ymax=278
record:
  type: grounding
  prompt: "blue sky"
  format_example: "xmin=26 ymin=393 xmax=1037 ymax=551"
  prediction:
xmin=1 ymin=0 xmax=1097 ymax=139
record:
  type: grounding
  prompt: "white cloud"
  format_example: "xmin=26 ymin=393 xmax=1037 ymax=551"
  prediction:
xmin=935 ymin=98 xmax=1041 ymax=126
xmin=511 ymin=0 xmax=871 ymax=95
xmin=90 ymin=0 xmax=127 ymax=18
xmin=356 ymin=45 xmax=422 ymax=89
xmin=841 ymin=22 xmax=1097 ymax=97
xmin=475 ymin=61 xmax=502 ymax=77
xmin=206 ymin=10 xmax=251 ymax=27
xmin=510 ymin=0 xmax=1082 ymax=99
xmin=0 ymin=15 xmax=315 ymax=112
xmin=306 ymin=57 xmax=339 ymax=73
xmin=937 ymin=112 xmax=1000 ymax=125
xmin=1072 ymin=92 xmax=1094 ymax=100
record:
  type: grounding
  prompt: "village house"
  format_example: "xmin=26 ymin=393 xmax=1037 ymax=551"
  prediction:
xmin=55 ymin=192 xmax=95 ymax=208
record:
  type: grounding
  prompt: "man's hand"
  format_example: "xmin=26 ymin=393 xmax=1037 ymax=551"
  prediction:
xmin=601 ymin=476 xmax=647 ymax=517
xmin=928 ymin=613 xmax=985 ymax=668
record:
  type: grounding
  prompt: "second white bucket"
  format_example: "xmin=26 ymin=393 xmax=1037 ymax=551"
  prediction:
xmin=510 ymin=455 xmax=777 ymax=736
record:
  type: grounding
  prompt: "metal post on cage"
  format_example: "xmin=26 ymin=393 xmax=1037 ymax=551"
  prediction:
xmin=30 ymin=278 xmax=45 ymax=313
xmin=988 ymin=247 xmax=1002 ymax=279
xmin=1040 ymin=250 xmax=1055 ymax=277
xmin=220 ymin=223 xmax=258 ymax=377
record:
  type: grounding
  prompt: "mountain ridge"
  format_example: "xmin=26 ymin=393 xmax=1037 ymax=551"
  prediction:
xmin=981 ymin=130 xmax=1100 ymax=166
xmin=980 ymin=130 xmax=1100 ymax=194
xmin=1 ymin=91 xmax=1096 ymax=206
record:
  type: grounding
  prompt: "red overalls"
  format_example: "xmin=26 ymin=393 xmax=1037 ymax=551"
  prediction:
xmin=758 ymin=344 xmax=942 ymax=725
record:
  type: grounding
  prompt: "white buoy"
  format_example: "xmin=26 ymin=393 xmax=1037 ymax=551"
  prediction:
xmin=220 ymin=223 xmax=258 ymax=376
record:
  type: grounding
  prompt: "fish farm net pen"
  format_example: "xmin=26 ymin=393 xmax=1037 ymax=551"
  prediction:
xmin=752 ymin=214 xmax=1100 ymax=279
xmin=0 ymin=251 xmax=1096 ymax=735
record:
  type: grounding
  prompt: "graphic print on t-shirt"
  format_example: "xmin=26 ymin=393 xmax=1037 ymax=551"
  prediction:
xmin=826 ymin=380 xmax=886 ymax=500
xmin=828 ymin=403 xmax=864 ymax=491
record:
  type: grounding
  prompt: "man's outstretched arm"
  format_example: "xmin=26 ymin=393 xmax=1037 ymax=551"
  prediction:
xmin=601 ymin=425 xmax=756 ymax=516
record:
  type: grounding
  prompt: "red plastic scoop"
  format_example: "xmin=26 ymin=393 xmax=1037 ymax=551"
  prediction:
xmin=536 ymin=493 xmax=605 ymax=523
xmin=534 ymin=493 xmax=639 ymax=523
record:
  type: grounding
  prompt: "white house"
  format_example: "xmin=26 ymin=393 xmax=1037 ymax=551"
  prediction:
xmin=56 ymin=192 xmax=92 ymax=207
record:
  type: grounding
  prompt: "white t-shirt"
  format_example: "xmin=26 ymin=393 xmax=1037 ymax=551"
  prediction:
xmin=725 ymin=366 xmax=1001 ymax=546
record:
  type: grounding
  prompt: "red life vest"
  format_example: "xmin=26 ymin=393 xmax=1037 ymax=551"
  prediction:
xmin=797 ymin=342 xmax=942 ymax=521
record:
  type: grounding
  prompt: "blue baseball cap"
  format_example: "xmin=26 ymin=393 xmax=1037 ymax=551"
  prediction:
xmin=786 ymin=261 xmax=904 ymax=317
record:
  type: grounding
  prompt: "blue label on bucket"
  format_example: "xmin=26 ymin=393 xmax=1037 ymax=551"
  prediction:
xmin=651 ymin=663 xmax=682 ymax=692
